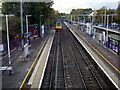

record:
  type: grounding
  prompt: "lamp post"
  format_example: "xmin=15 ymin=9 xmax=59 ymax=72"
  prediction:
xmin=20 ymin=0 xmax=24 ymax=49
xmin=102 ymin=15 xmax=104 ymax=25
xmin=74 ymin=15 xmax=75 ymax=21
xmin=83 ymin=15 xmax=85 ymax=23
xmin=26 ymin=15 xmax=31 ymax=40
xmin=6 ymin=14 xmax=14 ymax=75
xmin=82 ymin=15 xmax=84 ymax=23
xmin=0 ymin=14 xmax=14 ymax=75
xmin=109 ymin=14 xmax=117 ymax=29
xmin=40 ymin=15 xmax=43 ymax=37
xmin=107 ymin=15 xmax=109 ymax=42
xmin=80 ymin=15 xmax=81 ymax=22
xmin=104 ymin=7 xmax=107 ymax=27
xmin=26 ymin=15 xmax=31 ymax=45
xmin=112 ymin=15 xmax=113 ymax=28
xmin=78 ymin=16 xmax=79 ymax=22
xmin=71 ymin=15 xmax=72 ymax=22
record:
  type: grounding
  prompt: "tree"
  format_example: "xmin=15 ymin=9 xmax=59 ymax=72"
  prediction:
xmin=95 ymin=6 xmax=117 ymax=23
xmin=2 ymin=2 xmax=56 ymax=38
xmin=70 ymin=8 xmax=92 ymax=15
xmin=2 ymin=2 xmax=20 ymax=16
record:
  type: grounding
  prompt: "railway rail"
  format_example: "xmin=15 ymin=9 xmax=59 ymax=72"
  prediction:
xmin=41 ymin=23 xmax=115 ymax=89
xmin=66 ymin=26 xmax=104 ymax=89
xmin=41 ymin=31 xmax=66 ymax=89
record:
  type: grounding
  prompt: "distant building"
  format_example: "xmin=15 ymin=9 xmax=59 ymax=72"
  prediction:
xmin=89 ymin=10 xmax=97 ymax=16
xmin=88 ymin=10 xmax=97 ymax=22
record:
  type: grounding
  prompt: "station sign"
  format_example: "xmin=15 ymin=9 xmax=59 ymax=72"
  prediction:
xmin=86 ymin=23 xmax=92 ymax=35
xmin=29 ymin=24 xmax=38 ymax=36
xmin=0 ymin=66 xmax=12 ymax=71
xmin=24 ymin=43 xmax=29 ymax=58
xmin=16 ymin=32 xmax=32 ymax=40
xmin=16 ymin=34 xmax=24 ymax=40
xmin=41 ymin=25 xmax=44 ymax=37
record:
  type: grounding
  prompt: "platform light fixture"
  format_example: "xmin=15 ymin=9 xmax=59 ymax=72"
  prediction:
xmin=40 ymin=15 xmax=44 ymax=36
xmin=26 ymin=15 xmax=31 ymax=37
xmin=0 ymin=14 xmax=14 ymax=75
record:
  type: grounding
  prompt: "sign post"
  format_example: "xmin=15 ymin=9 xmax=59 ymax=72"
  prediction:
xmin=71 ymin=15 xmax=72 ymax=22
xmin=40 ymin=15 xmax=44 ymax=37
xmin=20 ymin=0 xmax=24 ymax=49
xmin=106 ymin=15 xmax=109 ymax=45
xmin=104 ymin=7 xmax=106 ymax=27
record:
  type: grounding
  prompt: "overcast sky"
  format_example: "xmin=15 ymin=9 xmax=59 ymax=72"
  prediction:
xmin=52 ymin=0 xmax=119 ymax=14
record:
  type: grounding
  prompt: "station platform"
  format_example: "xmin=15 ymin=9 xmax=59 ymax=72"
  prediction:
xmin=27 ymin=30 xmax=55 ymax=89
xmin=65 ymin=22 xmax=120 ymax=89
xmin=2 ymin=29 xmax=53 ymax=89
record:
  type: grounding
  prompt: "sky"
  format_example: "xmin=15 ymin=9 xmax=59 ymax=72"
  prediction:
xmin=52 ymin=0 xmax=120 ymax=14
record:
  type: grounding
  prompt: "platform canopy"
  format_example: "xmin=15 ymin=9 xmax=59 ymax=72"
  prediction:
xmin=0 ymin=0 xmax=53 ymax=3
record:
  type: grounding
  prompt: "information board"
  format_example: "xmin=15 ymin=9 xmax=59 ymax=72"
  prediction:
xmin=24 ymin=43 xmax=29 ymax=58
xmin=0 ymin=44 xmax=4 ymax=51
xmin=41 ymin=25 xmax=44 ymax=37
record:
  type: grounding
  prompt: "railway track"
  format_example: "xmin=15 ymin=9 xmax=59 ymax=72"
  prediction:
xmin=41 ymin=32 xmax=66 ymax=89
xmin=41 ymin=23 xmax=110 ymax=89
xmin=65 ymin=26 xmax=104 ymax=89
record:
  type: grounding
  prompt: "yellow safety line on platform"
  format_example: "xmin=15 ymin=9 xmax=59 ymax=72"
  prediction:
xmin=19 ymin=37 xmax=49 ymax=90
xmin=76 ymin=31 xmax=120 ymax=74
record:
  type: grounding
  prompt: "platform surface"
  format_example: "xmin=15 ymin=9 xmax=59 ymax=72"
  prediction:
xmin=29 ymin=30 xmax=55 ymax=89
xmin=2 ymin=30 xmax=51 ymax=89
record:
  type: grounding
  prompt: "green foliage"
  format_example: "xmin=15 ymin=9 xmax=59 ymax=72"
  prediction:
xmin=2 ymin=2 xmax=56 ymax=37
xmin=70 ymin=6 xmax=119 ymax=24
xmin=94 ymin=6 xmax=117 ymax=23
xmin=117 ymin=2 xmax=120 ymax=24
xmin=2 ymin=2 xmax=20 ymax=15
xmin=8 ymin=16 xmax=21 ymax=35
xmin=2 ymin=16 xmax=21 ymax=39
xmin=70 ymin=8 xmax=92 ymax=15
